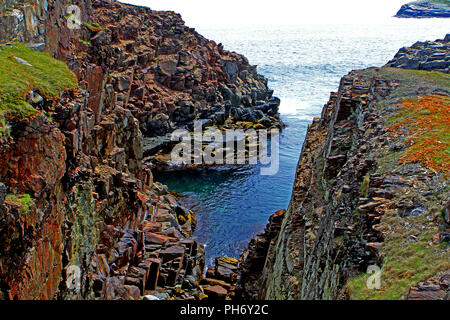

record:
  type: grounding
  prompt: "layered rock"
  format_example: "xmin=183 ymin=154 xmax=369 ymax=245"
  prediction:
xmin=237 ymin=38 xmax=450 ymax=300
xmin=386 ymin=34 xmax=449 ymax=73
xmin=0 ymin=0 xmax=280 ymax=300
xmin=235 ymin=209 xmax=286 ymax=300
xmin=395 ymin=1 xmax=450 ymax=18
xmin=200 ymin=257 xmax=239 ymax=300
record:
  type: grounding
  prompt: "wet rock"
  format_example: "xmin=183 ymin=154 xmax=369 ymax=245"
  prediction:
xmin=258 ymin=117 xmax=272 ymax=128
xmin=213 ymin=112 xmax=226 ymax=125
xmin=235 ymin=209 xmax=285 ymax=300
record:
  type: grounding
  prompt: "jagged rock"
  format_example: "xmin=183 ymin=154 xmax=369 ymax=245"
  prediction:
xmin=200 ymin=278 xmax=232 ymax=290
xmin=386 ymin=35 xmax=449 ymax=73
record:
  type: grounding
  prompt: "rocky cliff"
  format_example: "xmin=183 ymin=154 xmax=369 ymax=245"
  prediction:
xmin=237 ymin=35 xmax=450 ymax=300
xmin=386 ymin=34 xmax=450 ymax=72
xmin=0 ymin=0 xmax=279 ymax=300
xmin=395 ymin=1 xmax=450 ymax=18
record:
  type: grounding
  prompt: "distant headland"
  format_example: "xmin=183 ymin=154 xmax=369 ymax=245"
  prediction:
xmin=395 ymin=0 xmax=450 ymax=18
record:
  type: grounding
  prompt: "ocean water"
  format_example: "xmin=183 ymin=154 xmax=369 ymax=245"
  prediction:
xmin=155 ymin=19 xmax=450 ymax=267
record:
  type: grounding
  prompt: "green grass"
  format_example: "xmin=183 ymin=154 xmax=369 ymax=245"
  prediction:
xmin=0 ymin=116 xmax=11 ymax=143
xmin=346 ymin=229 xmax=449 ymax=300
xmin=345 ymin=66 xmax=450 ymax=300
xmin=0 ymin=43 xmax=77 ymax=121
xmin=368 ymin=68 xmax=450 ymax=100
xmin=359 ymin=173 xmax=370 ymax=197
xmin=82 ymin=22 xmax=102 ymax=32
xmin=6 ymin=193 xmax=35 ymax=215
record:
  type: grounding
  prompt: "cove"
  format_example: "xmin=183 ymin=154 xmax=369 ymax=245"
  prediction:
xmin=154 ymin=114 xmax=308 ymax=267
xmin=155 ymin=21 xmax=450 ymax=268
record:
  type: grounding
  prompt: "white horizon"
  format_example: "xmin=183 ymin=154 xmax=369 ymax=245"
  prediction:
xmin=120 ymin=0 xmax=412 ymax=27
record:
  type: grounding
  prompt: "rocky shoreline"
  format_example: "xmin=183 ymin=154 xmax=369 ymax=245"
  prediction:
xmin=236 ymin=35 xmax=450 ymax=300
xmin=0 ymin=0 xmax=449 ymax=302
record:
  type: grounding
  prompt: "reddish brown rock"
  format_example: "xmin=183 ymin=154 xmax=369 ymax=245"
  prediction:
xmin=145 ymin=232 xmax=169 ymax=245
xmin=203 ymin=285 xmax=228 ymax=300
xmin=407 ymin=273 xmax=450 ymax=300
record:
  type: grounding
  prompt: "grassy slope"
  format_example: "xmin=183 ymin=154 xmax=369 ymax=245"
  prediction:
xmin=346 ymin=67 xmax=450 ymax=300
xmin=0 ymin=43 xmax=77 ymax=120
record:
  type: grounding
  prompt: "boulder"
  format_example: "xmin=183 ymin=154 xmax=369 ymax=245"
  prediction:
xmin=258 ymin=117 xmax=272 ymax=128
xmin=203 ymin=285 xmax=228 ymax=300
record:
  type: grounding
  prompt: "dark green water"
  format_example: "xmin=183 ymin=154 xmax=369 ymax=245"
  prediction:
xmin=154 ymin=115 xmax=308 ymax=267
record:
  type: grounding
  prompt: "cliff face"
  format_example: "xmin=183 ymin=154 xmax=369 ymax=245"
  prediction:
xmin=0 ymin=0 xmax=278 ymax=300
xmin=395 ymin=1 xmax=450 ymax=18
xmin=237 ymin=36 xmax=450 ymax=300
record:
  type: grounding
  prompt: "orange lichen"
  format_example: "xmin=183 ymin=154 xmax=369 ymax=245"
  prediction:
xmin=390 ymin=95 xmax=449 ymax=175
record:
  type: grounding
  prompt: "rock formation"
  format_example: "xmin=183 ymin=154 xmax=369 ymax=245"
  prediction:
xmin=386 ymin=35 xmax=449 ymax=72
xmin=237 ymin=35 xmax=450 ymax=300
xmin=0 ymin=0 xmax=279 ymax=300
xmin=395 ymin=1 xmax=450 ymax=18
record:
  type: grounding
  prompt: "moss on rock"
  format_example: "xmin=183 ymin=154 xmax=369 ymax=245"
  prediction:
xmin=0 ymin=43 xmax=77 ymax=121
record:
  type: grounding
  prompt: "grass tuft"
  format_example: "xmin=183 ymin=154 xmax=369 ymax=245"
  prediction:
xmin=6 ymin=193 xmax=35 ymax=215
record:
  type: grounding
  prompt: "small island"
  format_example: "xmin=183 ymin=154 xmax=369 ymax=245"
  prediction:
xmin=395 ymin=0 xmax=450 ymax=18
